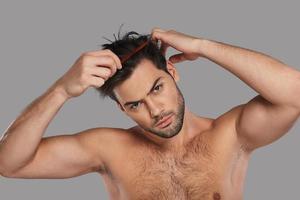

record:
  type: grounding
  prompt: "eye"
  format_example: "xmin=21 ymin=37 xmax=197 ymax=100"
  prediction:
xmin=130 ymin=102 xmax=140 ymax=110
xmin=153 ymin=84 xmax=163 ymax=92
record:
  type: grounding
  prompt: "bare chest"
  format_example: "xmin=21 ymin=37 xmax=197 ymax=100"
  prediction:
xmin=102 ymin=130 xmax=247 ymax=200
xmin=130 ymin=147 xmax=222 ymax=200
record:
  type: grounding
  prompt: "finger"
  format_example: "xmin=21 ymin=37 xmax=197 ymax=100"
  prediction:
xmin=160 ymin=41 xmax=170 ymax=56
xmin=151 ymin=27 xmax=166 ymax=36
xmin=90 ymin=55 xmax=117 ymax=76
xmin=169 ymin=53 xmax=187 ymax=64
xmin=151 ymin=29 xmax=179 ymax=55
xmin=84 ymin=50 xmax=122 ymax=69
xmin=103 ymin=49 xmax=122 ymax=69
xmin=152 ymin=27 xmax=166 ymax=33
xmin=151 ymin=27 xmax=167 ymax=42
xmin=90 ymin=67 xmax=112 ymax=81
xmin=89 ymin=76 xmax=105 ymax=88
xmin=151 ymin=30 xmax=170 ymax=56
xmin=82 ymin=52 xmax=118 ymax=72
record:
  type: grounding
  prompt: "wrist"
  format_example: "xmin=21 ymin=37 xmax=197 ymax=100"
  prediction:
xmin=194 ymin=38 xmax=210 ymax=58
xmin=48 ymin=83 xmax=71 ymax=102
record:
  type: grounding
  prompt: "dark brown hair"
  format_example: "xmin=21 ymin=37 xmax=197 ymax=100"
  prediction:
xmin=96 ymin=31 xmax=170 ymax=104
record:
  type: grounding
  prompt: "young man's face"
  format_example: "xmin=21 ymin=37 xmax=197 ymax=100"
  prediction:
xmin=114 ymin=59 xmax=185 ymax=139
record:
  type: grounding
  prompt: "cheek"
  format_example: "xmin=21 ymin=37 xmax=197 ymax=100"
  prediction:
xmin=164 ymin=86 xmax=179 ymax=105
xmin=129 ymin=112 xmax=150 ymax=125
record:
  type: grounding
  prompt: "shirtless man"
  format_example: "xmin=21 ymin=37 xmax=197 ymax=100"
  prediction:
xmin=1 ymin=28 xmax=300 ymax=200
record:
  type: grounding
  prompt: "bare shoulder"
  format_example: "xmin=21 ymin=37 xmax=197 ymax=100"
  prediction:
xmin=79 ymin=126 xmax=140 ymax=150
xmin=76 ymin=126 xmax=136 ymax=147
xmin=78 ymin=126 xmax=133 ymax=139
xmin=210 ymin=104 xmax=248 ymax=152
xmin=213 ymin=104 xmax=245 ymax=128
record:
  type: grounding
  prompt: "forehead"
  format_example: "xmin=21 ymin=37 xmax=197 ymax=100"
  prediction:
xmin=114 ymin=59 xmax=167 ymax=103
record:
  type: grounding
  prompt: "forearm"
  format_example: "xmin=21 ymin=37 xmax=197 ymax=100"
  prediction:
xmin=0 ymin=83 xmax=69 ymax=174
xmin=198 ymin=39 xmax=300 ymax=108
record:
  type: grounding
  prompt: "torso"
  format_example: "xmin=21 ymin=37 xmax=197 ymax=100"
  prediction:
xmin=98 ymin=106 xmax=251 ymax=200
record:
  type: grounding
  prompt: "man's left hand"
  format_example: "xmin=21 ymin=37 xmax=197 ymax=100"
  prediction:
xmin=151 ymin=28 xmax=204 ymax=63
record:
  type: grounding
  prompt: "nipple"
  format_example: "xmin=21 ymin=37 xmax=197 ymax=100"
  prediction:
xmin=213 ymin=192 xmax=221 ymax=200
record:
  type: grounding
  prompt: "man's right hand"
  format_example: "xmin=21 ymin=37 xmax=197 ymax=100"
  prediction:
xmin=54 ymin=49 xmax=122 ymax=99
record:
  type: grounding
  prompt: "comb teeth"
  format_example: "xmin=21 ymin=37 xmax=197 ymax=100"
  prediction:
xmin=121 ymin=40 xmax=149 ymax=64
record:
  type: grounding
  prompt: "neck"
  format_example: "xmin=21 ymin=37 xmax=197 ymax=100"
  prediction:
xmin=139 ymin=106 xmax=205 ymax=151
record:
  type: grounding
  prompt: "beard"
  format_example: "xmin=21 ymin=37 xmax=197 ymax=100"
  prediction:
xmin=139 ymin=84 xmax=185 ymax=139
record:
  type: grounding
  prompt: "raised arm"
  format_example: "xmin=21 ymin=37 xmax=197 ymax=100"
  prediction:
xmin=0 ymin=49 xmax=122 ymax=177
xmin=195 ymin=37 xmax=300 ymax=152
xmin=151 ymin=28 xmax=300 ymax=152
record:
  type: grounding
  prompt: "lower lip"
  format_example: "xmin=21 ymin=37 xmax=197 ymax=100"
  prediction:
xmin=157 ymin=114 xmax=173 ymax=128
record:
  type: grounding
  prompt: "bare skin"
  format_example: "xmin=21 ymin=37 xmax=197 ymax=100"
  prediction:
xmin=99 ymin=108 xmax=248 ymax=200
xmin=94 ymin=58 xmax=249 ymax=200
xmin=1 ymin=28 xmax=300 ymax=200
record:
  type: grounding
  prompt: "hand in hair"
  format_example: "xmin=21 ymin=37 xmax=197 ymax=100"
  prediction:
xmin=54 ymin=49 xmax=122 ymax=99
xmin=151 ymin=28 xmax=205 ymax=63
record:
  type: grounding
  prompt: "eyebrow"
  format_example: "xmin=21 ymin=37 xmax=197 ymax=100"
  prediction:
xmin=123 ymin=76 xmax=164 ymax=107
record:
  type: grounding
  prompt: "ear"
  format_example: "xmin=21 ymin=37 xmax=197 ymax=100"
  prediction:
xmin=166 ymin=60 xmax=180 ymax=82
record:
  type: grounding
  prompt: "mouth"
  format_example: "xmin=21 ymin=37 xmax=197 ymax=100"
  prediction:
xmin=156 ymin=114 xmax=173 ymax=128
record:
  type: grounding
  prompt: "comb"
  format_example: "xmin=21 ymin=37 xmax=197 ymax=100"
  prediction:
xmin=121 ymin=40 xmax=149 ymax=64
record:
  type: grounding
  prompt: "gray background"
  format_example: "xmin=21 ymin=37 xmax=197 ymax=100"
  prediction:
xmin=0 ymin=0 xmax=299 ymax=199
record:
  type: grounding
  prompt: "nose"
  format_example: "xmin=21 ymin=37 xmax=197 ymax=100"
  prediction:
xmin=146 ymin=98 xmax=164 ymax=119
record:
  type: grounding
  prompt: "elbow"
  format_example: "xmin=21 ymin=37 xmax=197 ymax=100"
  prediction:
xmin=0 ymin=164 xmax=10 ymax=177
xmin=1 ymin=172 xmax=11 ymax=178
xmin=0 ymin=162 xmax=18 ymax=178
xmin=292 ymin=70 xmax=300 ymax=110
xmin=0 ymin=167 xmax=19 ymax=178
xmin=0 ymin=168 xmax=13 ymax=178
